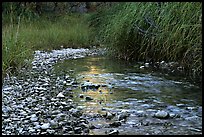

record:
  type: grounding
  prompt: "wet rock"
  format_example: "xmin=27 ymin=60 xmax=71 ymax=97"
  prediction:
xmin=85 ymin=96 xmax=94 ymax=101
xmin=154 ymin=110 xmax=169 ymax=119
xmin=81 ymin=82 xmax=100 ymax=91
xmin=79 ymin=94 xmax=84 ymax=98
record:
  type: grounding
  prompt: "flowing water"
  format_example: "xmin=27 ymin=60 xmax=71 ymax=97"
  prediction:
xmin=54 ymin=55 xmax=202 ymax=135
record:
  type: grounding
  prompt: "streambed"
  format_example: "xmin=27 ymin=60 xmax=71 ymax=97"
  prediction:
xmin=2 ymin=48 xmax=202 ymax=135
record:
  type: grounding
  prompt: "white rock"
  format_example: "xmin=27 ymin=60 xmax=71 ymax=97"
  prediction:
xmin=57 ymin=92 xmax=65 ymax=98
xmin=154 ymin=110 xmax=169 ymax=119
xmin=108 ymin=129 xmax=119 ymax=135
xmin=160 ymin=61 xmax=165 ymax=64
xmin=145 ymin=63 xmax=149 ymax=67
xmin=41 ymin=123 xmax=50 ymax=129
xmin=140 ymin=66 xmax=145 ymax=69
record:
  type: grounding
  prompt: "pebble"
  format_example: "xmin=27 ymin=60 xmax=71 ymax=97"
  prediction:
xmin=118 ymin=111 xmax=129 ymax=121
xmin=108 ymin=129 xmax=119 ymax=135
xmin=57 ymin=92 xmax=65 ymax=98
xmin=47 ymin=129 xmax=55 ymax=134
xmin=79 ymin=94 xmax=84 ymax=98
xmin=74 ymin=127 xmax=82 ymax=134
xmin=109 ymin=121 xmax=121 ymax=127
xmin=30 ymin=117 xmax=38 ymax=122
xmin=41 ymin=123 xmax=50 ymax=129
xmin=154 ymin=110 xmax=169 ymax=119
xmin=105 ymin=112 xmax=115 ymax=120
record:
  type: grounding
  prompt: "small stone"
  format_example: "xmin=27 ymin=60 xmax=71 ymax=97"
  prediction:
xmin=109 ymin=121 xmax=121 ymax=127
xmin=105 ymin=112 xmax=115 ymax=120
xmin=154 ymin=110 xmax=169 ymax=119
xmin=50 ymin=120 xmax=58 ymax=126
xmin=34 ymin=125 xmax=41 ymax=129
xmin=108 ymin=129 xmax=119 ymax=135
xmin=74 ymin=127 xmax=82 ymax=134
xmin=185 ymin=116 xmax=200 ymax=121
xmin=85 ymin=96 xmax=93 ymax=101
xmin=140 ymin=66 xmax=145 ymax=69
xmin=28 ymin=128 xmax=36 ymax=133
xmin=118 ymin=111 xmax=129 ymax=121
xmin=145 ymin=63 xmax=149 ymax=67
xmin=176 ymin=103 xmax=185 ymax=107
xmin=41 ymin=123 xmax=50 ymax=129
xmin=70 ymin=108 xmax=82 ymax=118
xmin=57 ymin=92 xmax=65 ymax=98
xmin=79 ymin=94 xmax=84 ymax=98
xmin=33 ymin=122 xmax=39 ymax=126
xmin=78 ymin=122 xmax=89 ymax=129
xmin=30 ymin=117 xmax=38 ymax=122
xmin=47 ymin=129 xmax=55 ymax=134
xmin=60 ymin=102 xmax=67 ymax=106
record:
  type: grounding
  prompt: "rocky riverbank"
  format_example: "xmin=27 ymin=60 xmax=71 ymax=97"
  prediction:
xmin=2 ymin=48 xmax=202 ymax=135
xmin=2 ymin=48 xmax=104 ymax=135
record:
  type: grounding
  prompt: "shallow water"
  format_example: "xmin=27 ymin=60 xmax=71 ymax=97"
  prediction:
xmin=54 ymin=56 xmax=201 ymax=105
xmin=54 ymin=55 xmax=202 ymax=135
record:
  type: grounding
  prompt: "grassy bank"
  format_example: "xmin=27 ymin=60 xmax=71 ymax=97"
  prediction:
xmin=2 ymin=12 xmax=95 ymax=77
xmin=2 ymin=17 xmax=33 ymax=78
xmin=90 ymin=2 xmax=202 ymax=83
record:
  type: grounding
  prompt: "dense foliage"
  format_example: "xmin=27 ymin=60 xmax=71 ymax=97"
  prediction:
xmin=90 ymin=2 xmax=202 ymax=82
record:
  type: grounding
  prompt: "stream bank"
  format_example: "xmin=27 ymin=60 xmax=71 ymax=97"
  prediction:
xmin=2 ymin=48 xmax=202 ymax=135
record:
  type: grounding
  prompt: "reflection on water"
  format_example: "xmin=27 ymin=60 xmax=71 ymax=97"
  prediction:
xmin=54 ymin=56 xmax=202 ymax=114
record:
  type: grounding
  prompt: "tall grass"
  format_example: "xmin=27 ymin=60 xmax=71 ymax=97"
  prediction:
xmin=13 ymin=13 xmax=95 ymax=51
xmin=2 ymin=15 xmax=33 ymax=78
xmin=91 ymin=2 xmax=202 ymax=82
xmin=2 ymin=7 xmax=95 ymax=77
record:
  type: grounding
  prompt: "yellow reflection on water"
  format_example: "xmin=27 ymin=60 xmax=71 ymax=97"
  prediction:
xmin=78 ymin=58 xmax=113 ymax=114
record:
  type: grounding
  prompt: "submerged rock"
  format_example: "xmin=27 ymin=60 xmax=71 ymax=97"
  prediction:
xmin=85 ymin=96 xmax=94 ymax=101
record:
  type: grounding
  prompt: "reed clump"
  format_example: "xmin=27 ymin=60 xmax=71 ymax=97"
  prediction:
xmin=91 ymin=2 xmax=202 ymax=82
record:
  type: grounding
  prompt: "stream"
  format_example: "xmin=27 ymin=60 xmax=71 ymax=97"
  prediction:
xmin=2 ymin=48 xmax=202 ymax=135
